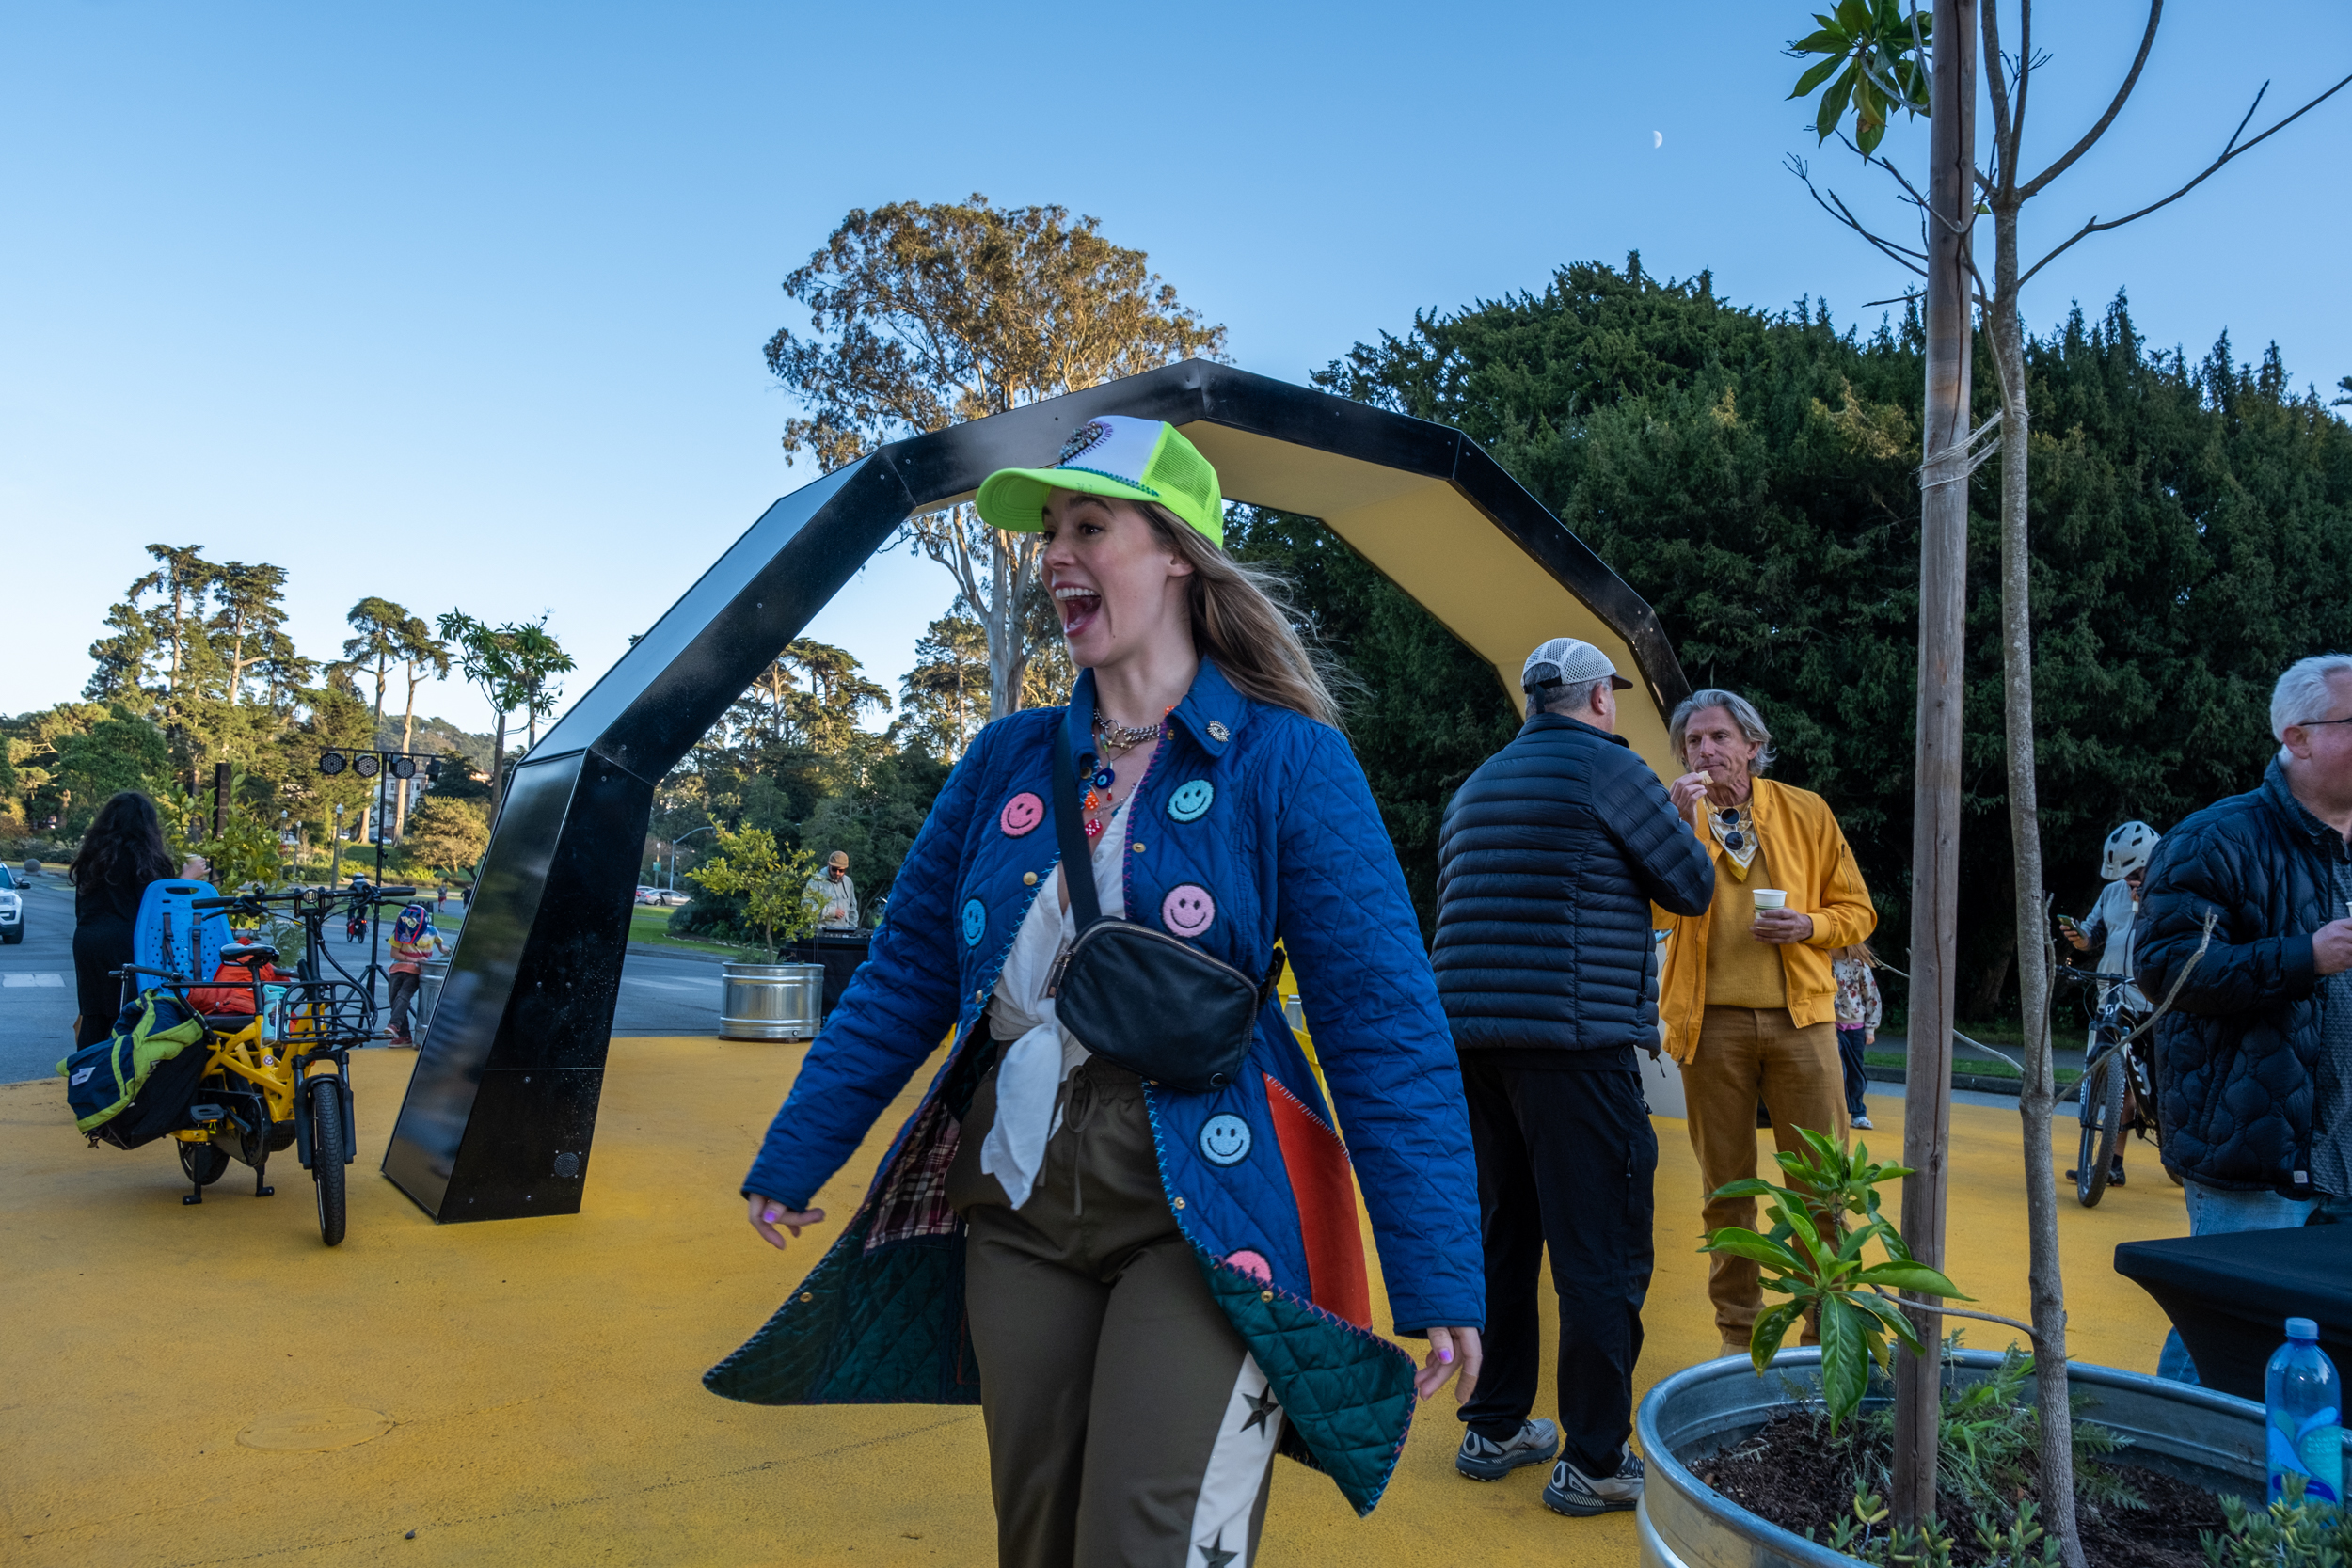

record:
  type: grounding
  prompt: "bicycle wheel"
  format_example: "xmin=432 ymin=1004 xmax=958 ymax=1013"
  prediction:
xmin=179 ymin=1139 xmax=229 ymax=1188
xmin=2075 ymin=1055 xmax=2123 ymax=1208
xmin=309 ymin=1085 xmax=347 ymax=1247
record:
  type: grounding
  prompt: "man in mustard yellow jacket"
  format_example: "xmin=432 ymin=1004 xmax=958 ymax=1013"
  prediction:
xmin=1653 ymin=689 xmax=1879 ymax=1354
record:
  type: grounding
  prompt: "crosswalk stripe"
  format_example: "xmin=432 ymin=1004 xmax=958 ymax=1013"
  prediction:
xmin=1 ymin=973 xmax=67 ymax=988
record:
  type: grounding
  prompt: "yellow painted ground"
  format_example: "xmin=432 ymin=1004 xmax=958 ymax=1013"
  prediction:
xmin=1 ymin=1041 xmax=2185 ymax=1568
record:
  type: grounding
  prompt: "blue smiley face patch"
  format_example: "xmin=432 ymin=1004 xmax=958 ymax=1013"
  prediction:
xmin=961 ymin=897 xmax=986 ymax=946
xmin=1168 ymin=779 xmax=1214 ymax=822
xmin=1199 ymin=1114 xmax=1252 ymax=1166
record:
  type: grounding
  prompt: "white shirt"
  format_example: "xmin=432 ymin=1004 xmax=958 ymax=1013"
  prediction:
xmin=979 ymin=796 xmax=1133 ymax=1210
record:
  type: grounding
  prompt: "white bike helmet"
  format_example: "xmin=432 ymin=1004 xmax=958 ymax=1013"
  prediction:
xmin=2101 ymin=820 xmax=2159 ymax=881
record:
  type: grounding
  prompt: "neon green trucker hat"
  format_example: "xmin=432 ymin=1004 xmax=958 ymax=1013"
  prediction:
xmin=975 ymin=415 xmax=1225 ymax=546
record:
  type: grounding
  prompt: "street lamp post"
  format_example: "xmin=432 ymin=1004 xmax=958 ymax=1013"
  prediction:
xmin=670 ymin=825 xmax=714 ymax=893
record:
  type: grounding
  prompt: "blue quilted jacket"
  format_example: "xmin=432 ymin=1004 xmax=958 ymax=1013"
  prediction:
xmin=707 ymin=659 xmax=1485 ymax=1514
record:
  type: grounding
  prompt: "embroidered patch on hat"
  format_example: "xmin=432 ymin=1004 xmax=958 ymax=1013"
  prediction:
xmin=960 ymin=898 xmax=986 ymax=946
xmin=1200 ymin=1115 xmax=1252 ymax=1166
xmin=1161 ymin=884 xmax=1215 ymax=938
xmin=998 ymin=792 xmax=1044 ymax=837
xmin=1168 ymin=779 xmax=1214 ymax=822
xmin=1057 ymin=420 xmax=1114 ymax=465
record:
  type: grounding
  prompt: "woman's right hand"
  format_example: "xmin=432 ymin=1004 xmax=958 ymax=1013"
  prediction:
xmin=747 ymin=1194 xmax=826 ymax=1251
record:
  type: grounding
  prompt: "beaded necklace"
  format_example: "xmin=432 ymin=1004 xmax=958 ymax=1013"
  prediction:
xmin=1079 ymin=708 xmax=1171 ymax=839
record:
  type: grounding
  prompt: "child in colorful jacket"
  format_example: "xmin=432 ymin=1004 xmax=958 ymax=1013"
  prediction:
xmin=711 ymin=419 xmax=1486 ymax=1568
xmin=1831 ymin=943 xmax=1883 ymax=1128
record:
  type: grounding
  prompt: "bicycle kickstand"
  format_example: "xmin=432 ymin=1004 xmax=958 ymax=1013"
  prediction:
xmin=183 ymin=1178 xmax=203 ymax=1207
xmin=253 ymin=1159 xmax=275 ymax=1199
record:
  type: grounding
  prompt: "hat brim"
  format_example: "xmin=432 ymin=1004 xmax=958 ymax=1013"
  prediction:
xmin=975 ymin=467 xmax=1166 ymax=533
xmin=1609 ymin=673 xmax=1634 ymax=690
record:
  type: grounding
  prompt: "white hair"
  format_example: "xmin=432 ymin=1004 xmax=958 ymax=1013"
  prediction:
xmin=1539 ymin=677 xmax=1611 ymax=718
xmin=2273 ymin=653 xmax=2352 ymax=761
xmin=1670 ymin=689 xmax=1776 ymax=773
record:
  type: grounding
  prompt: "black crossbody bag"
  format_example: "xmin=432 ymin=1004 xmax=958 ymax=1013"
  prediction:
xmin=1045 ymin=732 xmax=1282 ymax=1093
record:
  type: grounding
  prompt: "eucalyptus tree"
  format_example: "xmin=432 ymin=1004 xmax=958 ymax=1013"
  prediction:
xmin=767 ymin=195 xmax=1224 ymax=718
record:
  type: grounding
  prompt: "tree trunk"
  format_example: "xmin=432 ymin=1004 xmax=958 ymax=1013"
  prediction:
xmin=1893 ymin=0 xmax=1978 ymax=1532
xmin=394 ymin=682 xmax=420 ymax=841
xmin=1989 ymin=203 xmax=2086 ymax=1567
xmin=488 ymin=711 xmax=507 ymax=828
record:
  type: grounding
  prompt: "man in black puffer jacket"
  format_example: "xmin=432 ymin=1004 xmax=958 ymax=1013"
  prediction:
xmin=1433 ymin=638 xmax=1714 ymax=1519
xmin=2136 ymin=653 xmax=2352 ymax=1383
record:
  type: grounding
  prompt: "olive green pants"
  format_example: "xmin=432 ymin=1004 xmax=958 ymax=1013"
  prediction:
xmin=948 ymin=1058 xmax=1284 ymax=1568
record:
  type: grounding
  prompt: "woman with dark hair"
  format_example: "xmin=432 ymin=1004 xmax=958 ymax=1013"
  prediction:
xmin=715 ymin=418 xmax=1485 ymax=1568
xmin=69 ymin=790 xmax=183 ymax=1048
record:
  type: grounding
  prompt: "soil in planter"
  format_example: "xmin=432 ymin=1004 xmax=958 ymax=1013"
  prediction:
xmin=1698 ymin=1410 xmax=2230 ymax=1568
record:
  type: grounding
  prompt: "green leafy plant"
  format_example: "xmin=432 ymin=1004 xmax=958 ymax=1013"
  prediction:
xmin=685 ymin=825 xmax=819 ymax=958
xmin=2202 ymin=1474 xmax=2352 ymax=1568
xmin=1701 ymin=1127 xmax=1965 ymax=1428
xmin=1786 ymin=0 xmax=1931 ymax=155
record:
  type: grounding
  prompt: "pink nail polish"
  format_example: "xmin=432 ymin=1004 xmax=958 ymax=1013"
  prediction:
xmin=1438 ymin=1346 xmax=1454 ymax=1364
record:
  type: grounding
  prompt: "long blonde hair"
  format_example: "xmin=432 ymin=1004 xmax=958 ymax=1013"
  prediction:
xmin=1142 ymin=504 xmax=1344 ymax=728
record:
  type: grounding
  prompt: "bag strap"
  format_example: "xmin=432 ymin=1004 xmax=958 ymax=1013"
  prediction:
xmin=1060 ymin=722 xmax=1289 ymax=1008
xmin=1054 ymin=729 xmax=1105 ymax=932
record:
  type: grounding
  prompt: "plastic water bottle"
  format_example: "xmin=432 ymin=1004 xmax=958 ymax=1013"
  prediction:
xmin=2265 ymin=1317 xmax=2344 ymax=1505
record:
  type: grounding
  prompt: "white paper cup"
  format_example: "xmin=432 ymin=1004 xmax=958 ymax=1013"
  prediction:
xmin=1752 ymin=889 xmax=1788 ymax=911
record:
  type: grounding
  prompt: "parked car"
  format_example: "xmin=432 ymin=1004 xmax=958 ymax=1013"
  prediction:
xmin=0 ymin=863 xmax=22 ymax=944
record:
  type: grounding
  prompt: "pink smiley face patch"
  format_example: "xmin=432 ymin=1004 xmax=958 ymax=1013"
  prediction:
xmin=1161 ymin=883 xmax=1216 ymax=938
xmin=999 ymin=792 xmax=1044 ymax=837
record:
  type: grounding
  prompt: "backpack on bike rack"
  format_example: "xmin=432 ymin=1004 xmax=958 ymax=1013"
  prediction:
xmin=56 ymin=990 xmax=208 ymax=1149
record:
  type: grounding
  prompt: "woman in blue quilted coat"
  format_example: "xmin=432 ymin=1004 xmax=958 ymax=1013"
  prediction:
xmin=710 ymin=416 xmax=1486 ymax=1567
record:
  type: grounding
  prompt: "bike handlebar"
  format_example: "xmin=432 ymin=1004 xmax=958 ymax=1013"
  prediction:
xmin=2055 ymin=968 xmax=2130 ymax=985
xmin=191 ymin=884 xmax=418 ymax=911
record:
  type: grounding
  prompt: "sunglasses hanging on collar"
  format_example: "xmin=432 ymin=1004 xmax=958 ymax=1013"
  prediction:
xmin=1710 ymin=802 xmax=1759 ymax=879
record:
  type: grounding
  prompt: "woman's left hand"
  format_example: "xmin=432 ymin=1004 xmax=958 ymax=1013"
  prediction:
xmin=1414 ymin=1326 xmax=1483 ymax=1402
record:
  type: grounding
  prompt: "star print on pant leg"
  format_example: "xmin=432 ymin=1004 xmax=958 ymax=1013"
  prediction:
xmin=1240 ymin=1386 xmax=1280 ymax=1435
xmin=1198 ymin=1533 xmax=1239 ymax=1568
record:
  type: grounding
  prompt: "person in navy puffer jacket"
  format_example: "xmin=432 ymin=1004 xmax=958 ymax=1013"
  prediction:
xmin=709 ymin=418 xmax=1486 ymax=1568
xmin=1433 ymin=637 xmax=1713 ymax=1520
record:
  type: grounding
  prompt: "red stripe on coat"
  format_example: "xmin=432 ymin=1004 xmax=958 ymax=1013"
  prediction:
xmin=1263 ymin=1072 xmax=1374 ymax=1329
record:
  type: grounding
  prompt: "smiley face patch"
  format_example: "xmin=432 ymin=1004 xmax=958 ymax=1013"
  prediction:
xmin=998 ymin=791 xmax=1044 ymax=837
xmin=1200 ymin=1114 xmax=1252 ymax=1166
xmin=961 ymin=898 xmax=986 ymax=946
xmin=1168 ymin=779 xmax=1214 ymax=822
xmin=1161 ymin=884 xmax=1216 ymax=938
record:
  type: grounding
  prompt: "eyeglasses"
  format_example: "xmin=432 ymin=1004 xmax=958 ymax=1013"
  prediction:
xmin=2294 ymin=716 xmax=2352 ymax=730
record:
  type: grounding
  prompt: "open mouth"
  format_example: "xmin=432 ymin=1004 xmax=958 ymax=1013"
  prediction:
xmin=1054 ymin=583 xmax=1102 ymax=638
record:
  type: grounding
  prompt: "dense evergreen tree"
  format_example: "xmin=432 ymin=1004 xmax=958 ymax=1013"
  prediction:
xmin=1297 ymin=258 xmax=2352 ymax=1015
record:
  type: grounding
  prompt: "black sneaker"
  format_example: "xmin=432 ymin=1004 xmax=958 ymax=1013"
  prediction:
xmin=1544 ymin=1447 xmax=1645 ymax=1516
xmin=1455 ymin=1418 xmax=1560 ymax=1481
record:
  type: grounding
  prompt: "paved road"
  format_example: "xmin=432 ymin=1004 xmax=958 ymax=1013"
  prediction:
xmin=1 ymin=878 xmax=730 ymax=1085
xmin=1 ymin=876 xmax=82 ymax=1083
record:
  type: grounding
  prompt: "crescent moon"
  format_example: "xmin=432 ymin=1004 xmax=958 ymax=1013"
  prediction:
xmin=1654 ymin=131 xmax=1664 ymax=148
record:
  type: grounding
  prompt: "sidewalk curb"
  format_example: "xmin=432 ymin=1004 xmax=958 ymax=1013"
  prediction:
xmin=1864 ymin=1065 xmax=2083 ymax=1101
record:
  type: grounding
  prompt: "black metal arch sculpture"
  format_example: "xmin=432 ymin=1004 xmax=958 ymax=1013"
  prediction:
xmin=384 ymin=359 xmax=1692 ymax=1221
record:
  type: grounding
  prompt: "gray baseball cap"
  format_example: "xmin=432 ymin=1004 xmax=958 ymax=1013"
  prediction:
xmin=1522 ymin=637 xmax=1632 ymax=693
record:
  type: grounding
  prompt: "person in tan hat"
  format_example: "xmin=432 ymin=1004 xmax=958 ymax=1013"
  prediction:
xmin=804 ymin=849 xmax=858 ymax=932
xmin=1654 ymin=689 xmax=1877 ymax=1355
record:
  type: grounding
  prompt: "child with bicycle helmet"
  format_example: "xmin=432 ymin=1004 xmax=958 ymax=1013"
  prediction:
xmin=2064 ymin=819 xmax=2159 ymax=1188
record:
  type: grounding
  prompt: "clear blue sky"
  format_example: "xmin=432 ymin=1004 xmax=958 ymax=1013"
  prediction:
xmin=7 ymin=1 xmax=2347 ymax=736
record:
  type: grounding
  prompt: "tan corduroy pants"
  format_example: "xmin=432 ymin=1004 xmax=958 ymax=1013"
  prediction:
xmin=1679 ymin=1005 xmax=1848 ymax=1352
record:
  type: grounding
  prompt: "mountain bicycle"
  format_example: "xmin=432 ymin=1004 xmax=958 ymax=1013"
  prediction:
xmin=121 ymin=882 xmax=412 ymax=1246
xmin=2057 ymin=966 xmax=2162 ymax=1208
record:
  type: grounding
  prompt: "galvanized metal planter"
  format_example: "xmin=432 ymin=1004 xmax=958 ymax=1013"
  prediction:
xmin=719 ymin=961 xmax=825 ymax=1042
xmin=416 ymin=956 xmax=451 ymax=1039
xmin=1636 ymin=1347 xmax=2264 ymax=1568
